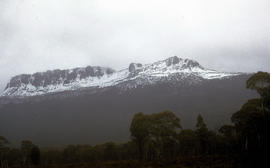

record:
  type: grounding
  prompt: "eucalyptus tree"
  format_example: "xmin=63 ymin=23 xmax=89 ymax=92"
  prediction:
xmin=21 ymin=140 xmax=34 ymax=167
xmin=0 ymin=136 xmax=9 ymax=168
xmin=231 ymin=72 xmax=270 ymax=167
xmin=195 ymin=114 xmax=209 ymax=155
xmin=130 ymin=111 xmax=181 ymax=160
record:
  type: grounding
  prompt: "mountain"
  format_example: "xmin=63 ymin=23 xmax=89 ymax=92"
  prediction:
xmin=0 ymin=56 xmax=257 ymax=146
xmin=2 ymin=56 xmax=239 ymax=97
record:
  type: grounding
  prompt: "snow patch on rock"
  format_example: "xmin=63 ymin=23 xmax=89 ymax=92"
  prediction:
xmin=1 ymin=56 xmax=241 ymax=97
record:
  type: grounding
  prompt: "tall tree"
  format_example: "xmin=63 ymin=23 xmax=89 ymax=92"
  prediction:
xmin=231 ymin=99 xmax=264 ymax=151
xmin=0 ymin=136 xmax=9 ymax=168
xmin=30 ymin=145 xmax=40 ymax=165
xmin=178 ymin=129 xmax=198 ymax=156
xmin=196 ymin=114 xmax=207 ymax=131
xmin=231 ymin=72 xmax=270 ymax=167
xmin=130 ymin=112 xmax=151 ymax=160
xmin=247 ymin=71 xmax=270 ymax=97
xmin=150 ymin=111 xmax=181 ymax=160
xmin=247 ymin=71 xmax=270 ymax=113
xmin=233 ymin=72 xmax=270 ymax=152
xmin=219 ymin=125 xmax=238 ymax=153
xmin=130 ymin=111 xmax=181 ymax=161
xmin=195 ymin=114 xmax=209 ymax=155
xmin=21 ymin=140 xmax=34 ymax=167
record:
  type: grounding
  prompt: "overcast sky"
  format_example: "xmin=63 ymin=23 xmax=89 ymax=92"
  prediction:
xmin=0 ymin=0 xmax=269 ymax=92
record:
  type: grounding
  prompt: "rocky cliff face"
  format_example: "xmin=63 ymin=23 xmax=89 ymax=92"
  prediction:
xmin=6 ymin=66 xmax=115 ymax=89
xmin=1 ymin=56 xmax=241 ymax=97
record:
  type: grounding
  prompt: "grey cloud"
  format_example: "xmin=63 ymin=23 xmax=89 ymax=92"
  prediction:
xmin=0 ymin=0 xmax=270 ymax=92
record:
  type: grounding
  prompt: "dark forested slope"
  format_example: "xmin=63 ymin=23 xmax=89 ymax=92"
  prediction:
xmin=0 ymin=74 xmax=256 ymax=146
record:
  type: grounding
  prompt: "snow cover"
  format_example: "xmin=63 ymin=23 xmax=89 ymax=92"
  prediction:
xmin=1 ymin=57 xmax=241 ymax=97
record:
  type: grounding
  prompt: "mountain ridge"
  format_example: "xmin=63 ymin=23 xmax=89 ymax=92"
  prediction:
xmin=1 ymin=56 xmax=243 ymax=97
xmin=0 ymin=56 xmax=257 ymax=146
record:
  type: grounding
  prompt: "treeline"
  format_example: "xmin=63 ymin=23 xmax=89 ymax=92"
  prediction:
xmin=0 ymin=71 xmax=270 ymax=168
xmin=1 ymin=114 xmax=233 ymax=168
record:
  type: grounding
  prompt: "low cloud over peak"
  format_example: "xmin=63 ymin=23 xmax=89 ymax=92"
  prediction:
xmin=0 ymin=0 xmax=269 ymax=91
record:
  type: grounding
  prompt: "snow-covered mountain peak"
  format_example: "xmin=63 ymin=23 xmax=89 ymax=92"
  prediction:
xmin=164 ymin=56 xmax=203 ymax=69
xmin=146 ymin=56 xmax=205 ymax=72
xmin=1 ymin=56 xmax=242 ymax=97
xmin=127 ymin=56 xmax=204 ymax=76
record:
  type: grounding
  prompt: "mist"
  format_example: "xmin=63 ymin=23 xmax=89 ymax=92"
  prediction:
xmin=0 ymin=0 xmax=269 ymax=91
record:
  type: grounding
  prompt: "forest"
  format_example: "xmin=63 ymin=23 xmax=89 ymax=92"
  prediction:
xmin=0 ymin=71 xmax=270 ymax=168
